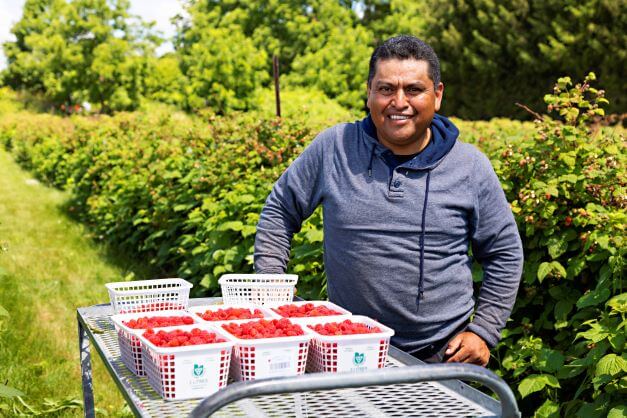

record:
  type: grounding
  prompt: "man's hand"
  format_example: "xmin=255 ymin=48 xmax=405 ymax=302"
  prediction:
xmin=445 ymin=331 xmax=490 ymax=366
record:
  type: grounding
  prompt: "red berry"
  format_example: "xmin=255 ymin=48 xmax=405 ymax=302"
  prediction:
xmin=309 ymin=320 xmax=381 ymax=336
xmin=272 ymin=303 xmax=342 ymax=318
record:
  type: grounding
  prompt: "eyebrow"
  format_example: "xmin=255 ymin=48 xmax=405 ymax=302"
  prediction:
xmin=375 ymin=80 xmax=427 ymax=88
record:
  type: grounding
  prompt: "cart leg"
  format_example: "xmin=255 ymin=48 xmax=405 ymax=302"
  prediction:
xmin=78 ymin=320 xmax=95 ymax=418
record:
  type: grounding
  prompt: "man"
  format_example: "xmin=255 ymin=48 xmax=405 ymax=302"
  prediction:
xmin=254 ymin=35 xmax=523 ymax=366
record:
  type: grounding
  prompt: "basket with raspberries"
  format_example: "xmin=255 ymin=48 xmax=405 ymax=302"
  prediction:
xmin=220 ymin=318 xmax=313 ymax=381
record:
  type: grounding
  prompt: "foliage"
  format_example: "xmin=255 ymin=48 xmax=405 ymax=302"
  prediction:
xmin=254 ymin=86 xmax=360 ymax=132
xmin=179 ymin=25 xmax=269 ymax=112
xmin=2 ymin=0 xmax=159 ymax=112
xmin=285 ymin=24 xmax=373 ymax=110
xmin=143 ymin=54 xmax=187 ymax=107
xmin=489 ymin=73 xmax=625 ymax=416
xmin=425 ymin=0 xmax=627 ymax=119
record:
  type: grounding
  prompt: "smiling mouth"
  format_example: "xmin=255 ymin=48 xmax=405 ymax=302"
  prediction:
xmin=388 ymin=114 xmax=412 ymax=120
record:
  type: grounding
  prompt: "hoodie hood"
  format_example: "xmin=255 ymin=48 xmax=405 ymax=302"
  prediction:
xmin=361 ymin=113 xmax=459 ymax=170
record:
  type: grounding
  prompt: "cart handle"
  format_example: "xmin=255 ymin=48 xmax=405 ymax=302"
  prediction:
xmin=189 ymin=363 xmax=521 ymax=418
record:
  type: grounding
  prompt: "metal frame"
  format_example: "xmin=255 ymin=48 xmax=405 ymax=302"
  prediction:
xmin=77 ymin=298 xmax=520 ymax=418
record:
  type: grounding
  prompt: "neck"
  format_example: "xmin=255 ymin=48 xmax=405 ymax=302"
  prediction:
xmin=380 ymin=128 xmax=431 ymax=155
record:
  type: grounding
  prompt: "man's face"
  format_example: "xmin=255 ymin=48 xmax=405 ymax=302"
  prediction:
xmin=367 ymin=58 xmax=444 ymax=154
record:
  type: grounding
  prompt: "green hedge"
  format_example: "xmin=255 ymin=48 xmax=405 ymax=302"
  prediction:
xmin=0 ymin=77 xmax=625 ymax=416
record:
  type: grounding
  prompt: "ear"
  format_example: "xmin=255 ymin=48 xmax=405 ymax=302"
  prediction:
xmin=366 ymin=84 xmax=372 ymax=110
xmin=434 ymin=82 xmax=444 ymax=112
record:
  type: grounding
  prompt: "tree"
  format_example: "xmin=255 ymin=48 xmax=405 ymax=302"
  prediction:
xmin=424 ymin=0 xmax=627 ymax=119
xmin=286 ymin=25 xmax=373 ymax=110
xmin=179 ymin=25 xmax=268 ymax=112
xmin=2 ymin=0 xmax=159 ymax=112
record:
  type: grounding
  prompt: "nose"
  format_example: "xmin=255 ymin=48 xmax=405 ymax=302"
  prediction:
xmin=391 ymin=89 xmax=409 ymax=108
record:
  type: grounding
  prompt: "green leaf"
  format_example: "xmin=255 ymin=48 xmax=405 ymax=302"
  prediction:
xmin=537 ymin=262 xmax=552 ymax=282
xmin=545 ymin=185 xmax=559 ymax=197
xmin=554 ymin=299 xmax=573 ymax=320
xmin=550 ymin=261 xmax=566 ymax=278
xmin=305 ymin=229 xmax=323 ymax=242
xmin=536 ymin=349 xmax=565 ymax=373
xmin=547 ymin=236 xmax=567 ymax=259
xmin=577 ymin=400 xmax=608 ymax=418
xmin=559 ymin=174 xmax=579 ymax=183
xmin=241 ymin=225 xmax=256 ymax=238
xmin=534 ymin=399 xmax=560 ymax=418
xmin=518 ymin=374 xmax=560 ymax=398
xmin=218 ymin=221 xmax=243 ymax=231
xmin=559 ymin=152 xmax=576 ymax=168
xmin=607 ymin=405 xmax=627 ymax=418
xmin=577 ymin=288 xmax=611 ymax=309
xmin=0 ymin=383 xmax=25 ymax=398
xmin=596 ymin=354 xmax=627 ymax=377
xmin=567 ymin=257 xmax=586 ymax=279
xmin=577 ymin=322 xmax=611 ymax=343
xmin=607 ymin=293 xmax=627 ymax=313
xmin=609 ymin=332 xmax=625 ymax=351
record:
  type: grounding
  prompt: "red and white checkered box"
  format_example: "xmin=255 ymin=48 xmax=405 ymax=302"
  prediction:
xmin=137 ymin=324 xmax=234 ymax=400
xmin=110 ymin=310 xmax=200 ymax=376
xmin=302 ymin=315 xmax=394 ymax=374
xmin=219 ymin=319 xmax=313 ymax=381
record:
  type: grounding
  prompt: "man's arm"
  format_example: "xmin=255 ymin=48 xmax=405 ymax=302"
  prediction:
xmin=449 ymin=152 xmax=523 ymax=364
xmin=254 ymin=135 xmax=326 ymax=273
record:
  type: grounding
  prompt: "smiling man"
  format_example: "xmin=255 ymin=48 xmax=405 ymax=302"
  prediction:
xmin=254 ymin=35 xmax=523 ymax=366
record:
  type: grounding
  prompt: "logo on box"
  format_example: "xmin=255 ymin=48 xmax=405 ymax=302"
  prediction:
xmin=353 ymin=352 xmax=365 ymax=365
xmin=193 ymin=364 xmax=204 ymax=377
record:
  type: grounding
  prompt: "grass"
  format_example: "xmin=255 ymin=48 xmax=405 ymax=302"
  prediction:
xmin=0 ymin=147 xmax=156 ymax=417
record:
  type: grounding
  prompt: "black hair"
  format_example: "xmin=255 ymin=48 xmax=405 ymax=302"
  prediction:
xmin=367 ymin=35 xmax=441 ymax=88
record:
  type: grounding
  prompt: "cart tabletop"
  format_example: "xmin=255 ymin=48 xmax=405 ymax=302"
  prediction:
xmin=77 ymin=298 xmax=506 ymax=418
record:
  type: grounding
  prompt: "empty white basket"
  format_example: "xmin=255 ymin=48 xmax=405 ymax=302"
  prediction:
xmin=219 ymin=274 xmax=298 ymax=306
xmin=105 ymin=278 xmax=192 ymax=314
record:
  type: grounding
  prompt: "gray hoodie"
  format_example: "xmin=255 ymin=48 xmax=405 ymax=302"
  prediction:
xmin=254 ymin=114 xmax=523 ymax=352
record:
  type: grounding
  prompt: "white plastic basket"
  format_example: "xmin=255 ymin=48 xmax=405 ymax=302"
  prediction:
xmin=267 ymin=300 xmax=352 ymax=319
xmin=219 ymin=274 xmax=298 ymax=306
xmin=219 ymin=319 xmax=312 ymax=381
xmin=188 ymin=304 xmax=279 ymax=323
xmin=110 ymin=310 xmax=200 ymax=376
xmin=138 ymin=324 xmax=234 ymax=400
xmin=303 ymin=315 xmax=394 ymax=374
xmin=105 ymin=278 xmax=192 ymax=314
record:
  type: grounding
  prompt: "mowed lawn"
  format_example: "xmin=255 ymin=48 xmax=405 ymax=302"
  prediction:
xmin=0 ymin=148 xmax=155 ymax=416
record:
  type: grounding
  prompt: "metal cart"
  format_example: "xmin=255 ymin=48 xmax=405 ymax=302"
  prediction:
xmin=77 ymin=298 xmax=521 ymax=417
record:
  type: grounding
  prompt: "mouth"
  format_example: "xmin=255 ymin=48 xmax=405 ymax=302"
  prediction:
xmin=387 ymin=114 xmax=413 ymax=121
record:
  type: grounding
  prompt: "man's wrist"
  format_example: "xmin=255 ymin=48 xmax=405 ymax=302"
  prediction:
xmin=466 ymin=322 xmax=497 ymax=349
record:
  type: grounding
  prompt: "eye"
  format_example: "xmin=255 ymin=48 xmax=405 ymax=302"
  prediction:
xmin=378 ymin=86 xmax=394 ymax=95
xmin=406 ymin=86 xmax=424 ymax=95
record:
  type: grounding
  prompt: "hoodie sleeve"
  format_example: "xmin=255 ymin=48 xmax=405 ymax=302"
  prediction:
xmin=467 ymin=152 xmax=524 ymax=348
xmin=253 ymin=133 xmax=327 ymax=273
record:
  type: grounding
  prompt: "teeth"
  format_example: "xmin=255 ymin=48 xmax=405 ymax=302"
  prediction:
xmin=389 ymin=115 xmax=410 ymax=120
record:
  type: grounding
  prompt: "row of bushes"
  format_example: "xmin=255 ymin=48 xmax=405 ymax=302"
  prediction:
xmin=0 ymin=77 xmax=624 ymax=416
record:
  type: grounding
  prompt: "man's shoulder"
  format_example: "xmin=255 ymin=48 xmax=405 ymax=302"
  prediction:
xmin=310 ymin=120 xmax=361 ymax=150
xmin=316 ymin=121 xmax=359 ymax=141
xmin=450 ymin=139 xmax=492 ymax=165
